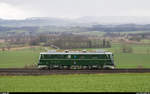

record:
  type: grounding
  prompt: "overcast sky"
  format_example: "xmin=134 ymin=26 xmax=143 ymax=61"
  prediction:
xmin=0 ymin=0 xmax=150 ymax=19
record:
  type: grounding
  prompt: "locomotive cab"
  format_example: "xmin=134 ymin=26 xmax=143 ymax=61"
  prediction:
xmin=38 ymin=50 xmax=115 ymax=70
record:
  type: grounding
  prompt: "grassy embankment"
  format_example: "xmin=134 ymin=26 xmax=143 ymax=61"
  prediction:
xmin=0 ymin=73 xmax=150 ymax=92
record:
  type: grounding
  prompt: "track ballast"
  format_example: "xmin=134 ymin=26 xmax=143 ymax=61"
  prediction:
xmin=0 ymin=68 xmax=150 ymax=75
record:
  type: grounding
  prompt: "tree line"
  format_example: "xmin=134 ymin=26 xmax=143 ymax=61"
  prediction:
xmin=1 ymin=32 xmax=112 ymax=49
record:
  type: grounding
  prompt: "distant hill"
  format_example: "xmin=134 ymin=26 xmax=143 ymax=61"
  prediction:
xmin=1 ymin=16 xmax=150 ymax=27
xmin=1 ymin=16 xmax=150 ymax=33
xmin=75 ymin=16 xmax=150 ymax=24
xmin=0 ymin=17 xmax=77 ymax=27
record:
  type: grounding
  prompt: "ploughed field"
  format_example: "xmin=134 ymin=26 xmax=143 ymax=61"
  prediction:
xmin=0 ymin=73 xmax=150 ymax=92
xmin=0 ymin=44 xmax=150 ymax=68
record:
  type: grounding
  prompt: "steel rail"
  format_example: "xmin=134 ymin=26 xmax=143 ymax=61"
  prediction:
xmin=0 ymin=68 xmax=150 ymax=75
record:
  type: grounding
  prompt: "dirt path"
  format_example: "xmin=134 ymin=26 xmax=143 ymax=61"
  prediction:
xmin=0 ymin=46 xmax=40 ymax=51
xmin=0 ymin=39 xmax=5 ymax=43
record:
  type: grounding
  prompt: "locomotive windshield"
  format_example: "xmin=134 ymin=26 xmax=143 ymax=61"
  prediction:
xmin=110 ymin=54 xmax=114 ymax=65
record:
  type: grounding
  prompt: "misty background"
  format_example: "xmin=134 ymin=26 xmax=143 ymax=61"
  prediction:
xmin=0 ymin=0 xmax=150 ymax=24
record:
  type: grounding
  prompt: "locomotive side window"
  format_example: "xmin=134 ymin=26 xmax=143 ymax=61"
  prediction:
xmin=80 ymin=55 xmax=85 ymax=59
xmin=99 ymin=54 xmax=107 ymax=59
xmin=55 ymin=55 xmax=64 ymax=59
xmin=44 ymin=55 xmax=52 ymax=59
xmin=92 ymin=55 xmax=98 ymax=59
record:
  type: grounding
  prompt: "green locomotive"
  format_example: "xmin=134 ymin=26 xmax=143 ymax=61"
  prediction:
xmin=38 ymin=50 xmax=115 ymax=69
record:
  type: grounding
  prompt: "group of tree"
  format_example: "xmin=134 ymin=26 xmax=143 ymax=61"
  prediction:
xmin=52 ymin=35 xmax=112 ymax=49
xmin=121 ymin=44 xmax=133 ymax=53
xmin=1 ymin=32 xmax=112 ymax=49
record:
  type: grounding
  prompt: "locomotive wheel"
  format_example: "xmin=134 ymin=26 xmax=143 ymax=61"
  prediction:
xmin=98 ymin=66 xmax=103 ymax=70
xmin=59 ymin=65 xmax=63 ymax=70
xmin=82 ymin=66 xmax=88 ymax=70
xmin=49 ymin=65 xmax=53 ymax=70
xmin=88 ymin=66 xmax=92 ymax=70
xmin=62 ymin=66 xmax=68 ymax=70
xmin=66 ymin=66 xmax=71 ymax=70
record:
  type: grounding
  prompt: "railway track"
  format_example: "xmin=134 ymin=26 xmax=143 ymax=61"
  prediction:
xmin=0 ymin=68 xmax=150 ymax=75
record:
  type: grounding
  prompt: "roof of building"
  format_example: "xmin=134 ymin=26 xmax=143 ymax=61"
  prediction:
xmin=40 ymin=52 xmax=112 ymax=55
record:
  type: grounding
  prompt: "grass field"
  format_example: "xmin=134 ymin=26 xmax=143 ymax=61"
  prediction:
xmin=115 ymin=53 xmax=150 ymax=68
xmin=0 ymin=47 xmax=42 ymax=68
xmin=0 ymin=43 xmax=150 ymax=68
xmin=0 ymin=73 xmax=150 ymax=92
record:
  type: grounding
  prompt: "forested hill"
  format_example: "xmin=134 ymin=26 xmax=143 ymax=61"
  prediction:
xmin=0 ymin=17 xmax=77 ymax=27
xmin=1 ymin=17 xmax=150 ymax=33
xmin=89 ymin=24 xmax=150 ymax=32
xmin=1 ymin=16 xmax=150 ymax=27
xmin=1 ymin=24 xmax=150 ymax=33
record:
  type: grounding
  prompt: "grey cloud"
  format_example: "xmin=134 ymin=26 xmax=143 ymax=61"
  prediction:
xmin=1 ymin=0 xmax=150 ymax=19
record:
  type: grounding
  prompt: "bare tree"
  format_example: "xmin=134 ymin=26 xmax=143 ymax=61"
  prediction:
xmin=2 ymin=47 xmax=5 ymax=51
xmin=121 ymin=44 xmax=133 ymax=53
xmin=6 ymin=44 xmax=11 ymax=51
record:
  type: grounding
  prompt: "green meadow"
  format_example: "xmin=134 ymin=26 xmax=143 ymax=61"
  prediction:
xmin=0 ymin=73 xmax=150 ymax=92
xmin=0 ymin=47 xmax=41 ymax=68
xmin=0 ymin=43 xmax=150 ymax=68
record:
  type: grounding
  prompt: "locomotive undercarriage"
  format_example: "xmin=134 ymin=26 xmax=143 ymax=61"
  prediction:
xmin=38 ymin=65 xmax=114 ymax=70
